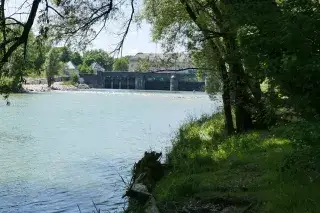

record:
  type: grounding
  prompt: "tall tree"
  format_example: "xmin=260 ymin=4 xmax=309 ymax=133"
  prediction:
xmin=141 ymin=0 xmax=239 ymax=133
xmin=135 ymin=58 xmax=151 ymax=72
xmin=140 ymin=0 xmax=288 ymax=133
xmin=82 ymin=49 xmax=114 ymax=71
xmin=70 ymin=52 xmax=83 ymax=66
xmin=45 ymin=48 xmax=61 ymax=86
xmin=113 ymin=57 xmax=129 ymax=71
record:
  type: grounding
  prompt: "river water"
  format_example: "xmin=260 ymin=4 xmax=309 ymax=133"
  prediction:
xmin=0 ymin=90 xmax=220 ymax=213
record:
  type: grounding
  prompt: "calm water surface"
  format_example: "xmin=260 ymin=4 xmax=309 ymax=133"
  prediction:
xmin=0 ymin=90 xmax=221 ymax=213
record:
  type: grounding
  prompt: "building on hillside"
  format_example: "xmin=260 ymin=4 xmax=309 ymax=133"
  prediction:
xmin=128 ymin=52 xmax=194 ymax=72
xmin=64 ymin=61 xmax=80 ymax=77
xmin=90 ymin=62 xmax=106 ymax=74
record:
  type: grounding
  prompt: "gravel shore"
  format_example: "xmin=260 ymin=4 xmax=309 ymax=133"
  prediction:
xmin=22 ymin=82 xmax=80 ymax=93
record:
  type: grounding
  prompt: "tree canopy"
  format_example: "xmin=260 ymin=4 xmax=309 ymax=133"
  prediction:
xmin=82 ymin=49 xmax=113 ymax=71
xmin=0 ymin=0 xmax=135 ymax=93
xmin=113 ymin=57 xmax=129 ymax=71
xmin=141 ymin=0 xmax=320 ymax=133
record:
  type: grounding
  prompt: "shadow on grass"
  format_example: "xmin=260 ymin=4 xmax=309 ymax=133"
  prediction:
xmin=155 ymin=113 xmax=320 ymax=213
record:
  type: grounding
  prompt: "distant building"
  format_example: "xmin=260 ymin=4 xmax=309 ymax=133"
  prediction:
xmin=64 ymin=61 xmax=79 ymax=77
xmin=128 ymin=52 xmax=193 ymax=72
xmin=90 ymin=62 xmax=106 ymax=74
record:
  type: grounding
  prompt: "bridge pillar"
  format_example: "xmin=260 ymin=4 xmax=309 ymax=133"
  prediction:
xmin=127 ymin=77 xmax=130 ymax=89
xmin=205 ymin=76 xmax=208 ymax=92
xmin=135 ymin=76 xmax=145 ymax=90
xmin=111 ymin=77 xmax=114 ymax=89
xmin=170 ymin=75 xmax=179 ymax=91
xmin=119 ymin=78 xmax=122 ymax=89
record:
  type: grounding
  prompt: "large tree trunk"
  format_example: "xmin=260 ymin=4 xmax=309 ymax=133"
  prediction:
xmin=225 ymin=36 xmax=253 ymax=133
xmin=219 ymin=58 xmax=234 ymax=134
xmin=232 ymin=63 xmax=253 ymax=132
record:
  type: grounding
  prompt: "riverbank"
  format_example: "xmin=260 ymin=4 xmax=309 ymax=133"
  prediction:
xmin=127 ymin=113 xmax=320 ymax=212
xmin=22 ymin=82 xmax=90 ymax=93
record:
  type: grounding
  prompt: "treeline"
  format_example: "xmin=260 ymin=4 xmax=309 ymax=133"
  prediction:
xmin=141 ymin=0 xmax=320 ymax=134
xmin=2 ymin=32 xmax=131 ymax=78
xmin=23 ymin=41 xmax=130 ymax=75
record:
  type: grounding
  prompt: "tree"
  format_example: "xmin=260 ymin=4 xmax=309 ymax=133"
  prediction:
xmin=113 ymin=57 xmax=129 ymax=71
xmin=141 ymin=0 xmax=296 ymax=133
xmin=59 ymin=47 xmax=70 ymax=63
xmin=70 ymin=52 xmax=83 ymax=66
xmin=82 ymin=49 xmax=114 ymax=71
xmin=141 ymin=0 xmax=239 ymax=133
xmin=45 ymin=48 xmax=61 ymax=86
xmin=135 ymin=58 xmax=151 ymax=72
xmin=0 ymin=0 xmax=135 ymax=93
xmin=78 ymin=63 xmax=93 ymax=74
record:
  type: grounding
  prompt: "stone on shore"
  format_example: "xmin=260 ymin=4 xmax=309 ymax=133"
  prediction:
xmin=51 ymin=82 xmax=77 ymax=91
xmin=77 ymin=83 xmax=90 ymax=89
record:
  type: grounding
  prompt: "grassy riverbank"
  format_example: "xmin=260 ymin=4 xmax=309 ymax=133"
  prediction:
xmin=153 ymin=113 xmax=320 ymax=212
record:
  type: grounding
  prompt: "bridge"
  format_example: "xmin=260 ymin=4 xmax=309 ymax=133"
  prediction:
xmin=80 ymin=71 xmax=206 ymax=91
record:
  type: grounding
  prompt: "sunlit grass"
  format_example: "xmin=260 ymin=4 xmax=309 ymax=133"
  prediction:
xmin=154 ymin=113 xmax=320 ymax=212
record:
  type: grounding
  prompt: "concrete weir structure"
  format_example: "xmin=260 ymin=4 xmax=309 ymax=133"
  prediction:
xmin=80 ymin=71 xmax=205 ymax=91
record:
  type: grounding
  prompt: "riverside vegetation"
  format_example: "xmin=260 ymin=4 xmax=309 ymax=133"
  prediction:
xmin=119 ymin=1 xmax=320 ymax=211
xmin=1 ymin=0 xmax=320 ymax=212
xmin=124 ymin=113 xmax=320 ymax=213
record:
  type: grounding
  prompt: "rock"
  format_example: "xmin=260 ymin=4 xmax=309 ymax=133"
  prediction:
xmin=79 ymin=77 xmax=85 ymax=84
xmin=51 ymin=82 xmax=77 ymax=91
xmin=77 ymin=83 xmax=90 ymax=89
xmin=124 ymin=151 xmax=164 ymax=213
xmin=132 ymin=183 xmax=149 ymax=194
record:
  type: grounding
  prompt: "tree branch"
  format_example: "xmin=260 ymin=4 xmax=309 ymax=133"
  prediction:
xmin=0 ymin=37 xmax=19 ymax=49
xmin=1 ymin=0 xmax=41 ymax=68
xmin=47 ymin=5 xmax=64 ymax=18
xmin=1 ymin=0 xmax=6 ymax=54
xmin=179 ymin=0 xmax=225 ymax=40
xmin=111 ymin=0 xmax=135 ymax=54
xmin=5 ymin=17 xmax=25 ymax=26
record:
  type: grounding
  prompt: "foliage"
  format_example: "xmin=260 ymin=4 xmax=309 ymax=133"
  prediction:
xmin=59 ymin=47 xmax=71 ymax=63
xmin=70 ymin=52 xmax=83 ymax=66
xmin=154 ymin=113 xmax=320 ymax=213
xmin=78 ymin=63 xmax=93 ymax=74
xmin=141 ymin=0 xmax=320 ymax=133
xmin=113 ymin=57 xmax=129 ymax=71
xmin=0 ymin=0 xmax=135 ymax=94
xmin=45 ymin=48 xmax=61 ymax=86
xmin=135 ymin=58 xmax=151 ymax=72
xmin=82 ymin=49 xmax=113 ymax=71
xmin=70 ymin=72 xmax=79 ymax=85
xmin=191 ymin=42 xmax=222 ymax=95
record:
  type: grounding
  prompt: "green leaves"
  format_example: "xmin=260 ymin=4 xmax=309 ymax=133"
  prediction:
xmin=45 ymin=48 xmax=61 ymax=86
xmin=113 ymin=57 xmax=129 ymax=72
xmin=135 ymin=58 xmax=151 ymax=72
xmin=82 ymin=49 xmax=113 ymax=71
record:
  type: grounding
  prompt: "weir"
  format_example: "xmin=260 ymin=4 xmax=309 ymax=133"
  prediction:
xmin=80 ymin=71 xmax=205 ymax=91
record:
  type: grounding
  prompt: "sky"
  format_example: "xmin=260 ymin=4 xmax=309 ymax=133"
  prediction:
xmin=90 ymin=21 xmax=162 ymax=57
xmin=5 ymin=0 xmax=183 ymax=57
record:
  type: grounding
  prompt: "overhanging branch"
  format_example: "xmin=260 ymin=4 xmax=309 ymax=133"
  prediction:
xmin=179 ymin=0 xmax=225 ymax=40
xmin=112 ymin=0 xmax=135 ymax=54
xmin=1 ymin=0 xmax=41 ymax=69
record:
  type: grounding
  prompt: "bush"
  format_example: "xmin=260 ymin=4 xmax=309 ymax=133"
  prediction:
xmin=71 ymin=72 xmax=79 ymax=85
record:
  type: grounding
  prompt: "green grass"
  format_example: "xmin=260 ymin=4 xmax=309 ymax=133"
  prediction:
xmin=154 ymin=113 xmax=320 ymax=212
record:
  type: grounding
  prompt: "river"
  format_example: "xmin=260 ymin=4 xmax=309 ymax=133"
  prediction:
xmin=0 ymin=90 xmax=220 ymax=213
